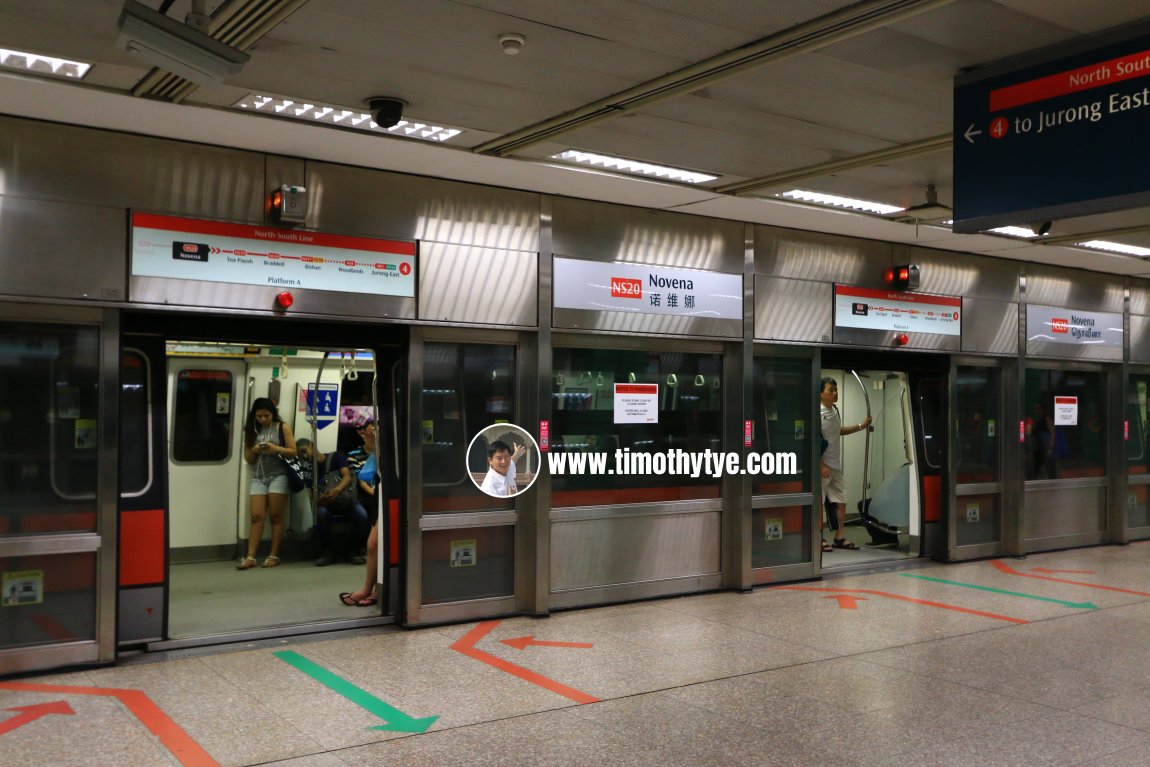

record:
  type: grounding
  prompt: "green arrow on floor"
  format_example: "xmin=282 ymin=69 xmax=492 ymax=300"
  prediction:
xmin=274 ymin=650 xmax=439 ymax=733
xmin=899 ymin=573 xmax=1098 ymax=609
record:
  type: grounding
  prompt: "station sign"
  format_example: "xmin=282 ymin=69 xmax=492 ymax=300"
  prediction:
xmin=953 ymin=22 xmax=1150 ymax=232
xmin=130 ymin=212 xmax=416 ymax=297
xmin=1025 ymin=305 xmax=1123 ymax=349
xmin=833 ymin=285 xmax=961 ymax=336
xmin=553 ymin=257 xmax=741 ymax=320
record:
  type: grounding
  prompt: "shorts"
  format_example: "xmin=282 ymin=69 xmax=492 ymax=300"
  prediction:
xmin=250 ymin=473 xmax=290 ymax=496
xmin=822 ymin=466 xmax=845 ymax=504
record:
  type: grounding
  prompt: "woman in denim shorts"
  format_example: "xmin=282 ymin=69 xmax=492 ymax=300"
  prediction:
xmin=237 ymin=397 xmax=298 ymax=570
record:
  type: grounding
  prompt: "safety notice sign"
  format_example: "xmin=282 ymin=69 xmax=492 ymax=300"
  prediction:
xmin=614 ymin=383 xmax=659 ymax=424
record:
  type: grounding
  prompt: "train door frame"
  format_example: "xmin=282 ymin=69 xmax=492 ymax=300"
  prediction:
xmin=1124 ymin=364 xmax=1150 ymax=541
xmin=405 ymin=326 xmax=533 ymax=626
xmin=947 ymin=355 xmax=1018 ymax=561
xmin=750 ymin=343 xmax=821 ymax=585
xmin=0 ymin=302 xmax=119 ymax=675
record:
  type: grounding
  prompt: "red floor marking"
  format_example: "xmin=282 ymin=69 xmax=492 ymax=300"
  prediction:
xmin=0 ymin=682 xmax=219 ymax=767
xmin=499 ymin=635 xmax=594 ymax=650
xmin=1029 ymin=567 xmax=1095 ymax=575
xmin=992 ymin=560 xmax=1150 ymax=597
xmin=451 ymin=621 xmax=600 ymax=704
xmin=30 ymin=615 xmax=76 ymax=641
xmin=0 ymin=701 xmax=75 ymax=735
xmin=774 ymin=586 xmax=1028 ymax=624
xmin=823 ymin=595 xmax=864 ymax=609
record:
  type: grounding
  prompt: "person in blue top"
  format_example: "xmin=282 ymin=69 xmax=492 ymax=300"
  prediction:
xmin=340 ymin=418 xmax=384 ymax=607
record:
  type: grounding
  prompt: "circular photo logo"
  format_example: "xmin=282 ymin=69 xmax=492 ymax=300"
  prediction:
xmin=467 ymin=423 xmax=541 ymax=498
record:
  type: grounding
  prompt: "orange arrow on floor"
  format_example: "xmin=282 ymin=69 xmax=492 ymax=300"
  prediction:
xmin=0 ymin=701 xmax=75 ymax=736
xmin=1030 ymin=567 xmax=1094 ymax=575
xmin=499 ymin=635 xmax=594 ymax=650
xmin=822 ymin=595 xmax=866 ymax=610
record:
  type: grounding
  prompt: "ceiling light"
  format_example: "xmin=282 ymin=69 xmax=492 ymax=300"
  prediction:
xmin=0 ymin=47 xmax=91 ymax=80
xmin=987 ymin=226 xmax=1041 ymax=238
xmin=885 ymin=184 xmax=952 ymax=223
xmin=1077 ymin=240 xmax=1150 ymax=258
xmin=550 ymin=150 xmax=718 ymax=184
xmin=234 ymin=93 xmax=463 ymax=142
xmin=778 ymin=189 xmax=903 ymax=215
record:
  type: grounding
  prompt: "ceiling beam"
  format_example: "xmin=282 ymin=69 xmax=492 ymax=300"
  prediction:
xmin=472 ymin=0 xmax=958 ymax=157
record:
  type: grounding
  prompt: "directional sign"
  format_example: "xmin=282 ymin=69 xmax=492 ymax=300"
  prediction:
xmin=0 ymin=701 xmax=75 ymax=736
xmin=953 ymin=22 xmax=1150 ymax=232
xmin=305 ymin=383 xmax=338 ymax=430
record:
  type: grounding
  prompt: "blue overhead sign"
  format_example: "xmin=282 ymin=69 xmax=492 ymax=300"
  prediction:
xmin=953 ymin=23 xmax=1150 ymax=233
xmin=306 ymin=383 xmax=338 ymax=430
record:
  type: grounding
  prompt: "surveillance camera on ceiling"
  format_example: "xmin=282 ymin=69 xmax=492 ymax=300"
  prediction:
xmin=116 ymin=0 xmax=249 ymax=85
xmin=367 ymin=97 xmax=407 ymax=128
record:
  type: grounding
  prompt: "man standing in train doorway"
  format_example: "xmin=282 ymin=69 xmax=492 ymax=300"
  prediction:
xmin=819 ymin=377 xmax=871 ymax=552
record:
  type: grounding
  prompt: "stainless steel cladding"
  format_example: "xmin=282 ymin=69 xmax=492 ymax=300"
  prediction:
xmin=961 ymin=298 xmax=1019 ymax=355
xmin=1025 ymin=265 xmax=1124 ymax=313
xmin=904 ymin=247 xmax=1020 ymax=302
xmin=419 ymin=243 xmax=537 ymax=326
xmin=755 ymin=225 xmax=891 ymax=284
xmin=754 ymin=276 xmax=831 ymax=343
xmin=1131 ymin=315 xmax=1150 ymax=363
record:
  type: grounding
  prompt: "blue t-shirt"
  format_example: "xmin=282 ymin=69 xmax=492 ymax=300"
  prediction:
xmin=358 ymin=453 xmax=377 ymax=485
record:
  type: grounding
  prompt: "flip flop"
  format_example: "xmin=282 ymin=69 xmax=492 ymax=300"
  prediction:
xmin=832 ymin=537 xmax=861 ymax=550
xmin=339 ymin=592 xmax=377 ymax=607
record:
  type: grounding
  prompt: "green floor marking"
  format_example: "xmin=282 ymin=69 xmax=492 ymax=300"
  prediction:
xmin=899 ymin=574 xmax=1098 ymax=609
xmin=275 ymin=650 xmax=439 ymax=733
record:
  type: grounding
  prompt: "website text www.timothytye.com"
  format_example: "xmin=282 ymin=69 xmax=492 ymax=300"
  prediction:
xmin=545 ymin=448 xmax=798 ymax=478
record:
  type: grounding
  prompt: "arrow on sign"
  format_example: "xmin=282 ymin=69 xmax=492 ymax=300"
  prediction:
xmin=1030 ymin=567 xmax=1095 ymax=575
xmin=274 ymin=651 xmax=438 ymax=733
xmin=964 ymin=123 xmax=982 ymax=143
xmin=822 ymin=595 xmax=865 ymax=610
xmin=0 ymin=701 xmax=76 ymax=736
xmin=499 ymin=635 xmax=594 ymax=650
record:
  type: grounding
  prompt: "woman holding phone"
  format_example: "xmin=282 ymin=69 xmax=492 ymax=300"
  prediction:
xmin=238 ymin=397 xmax=297 ymax=570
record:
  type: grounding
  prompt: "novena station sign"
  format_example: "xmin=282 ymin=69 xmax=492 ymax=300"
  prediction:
xmin=953 ymin=22 xmax=1150 ymax=232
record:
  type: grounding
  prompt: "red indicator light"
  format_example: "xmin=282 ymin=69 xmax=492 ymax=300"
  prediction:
xmin=895 ymin=334 xmax=909 ymax=346
xmin=898 ymin=267 xmax=909 ymax=281
xmin=275 ymin=292 xmax=294 ymax=309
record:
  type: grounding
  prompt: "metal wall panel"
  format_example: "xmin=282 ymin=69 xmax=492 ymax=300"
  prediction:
xmin=754 ymin=276 xmax=830 ymax=342
xmin=550 ymin=511 xmax=721 ymax=592
xmin=1024 ymin=484 xmax=1107 ymax=539
xmin=552 ymin=197 xmax=743 ymax=273
xmin=961 ymin=298 xmax=1018 ymax=355
xmin=1024 ymin=265 xmax=1125 ymax=313
xmin=552 ymin=308 xmax=741 ymax=338
xmin=905 ymin=247 xmax=1020 ymax=301
xmin=834 ymin=325 xmax=960 ymax=351
xmin=419 ymin=242 xmax=538 ymax=326
xmin=754 ymin=225 xmax=892 ymax=284
xmin=1131 ymin=315 xmax=1150 ymax=363
xmin=307 ymin=162 xmax=540 ymax=251
xmin=0 ymin=196 xmax=126 ymax=301
xmin=117 ymin=586 xmax=163 ymax=644
xmin=1130 ymin=281 xmax=1150 ymax=316
xmin=0 ymin=115 xmax=264 ymax=222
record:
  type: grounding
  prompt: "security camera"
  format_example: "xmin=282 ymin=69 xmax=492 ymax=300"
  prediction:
xmin=1030 ymin=221 xmax=1053 ymax=236
xmin=499 ymin=33 xmax=526 ymax=55
xmin=367 ymin=97 xmax=407 ymax=128
xmin=117 ymin=0 xmax=249 ymax=85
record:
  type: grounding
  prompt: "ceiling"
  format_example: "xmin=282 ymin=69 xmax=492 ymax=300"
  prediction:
xmin=2 ymin=0 xmax=1150 ymax=277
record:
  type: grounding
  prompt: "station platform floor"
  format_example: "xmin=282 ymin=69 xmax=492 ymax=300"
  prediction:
xmin=3 ymin=543 xmax=1150 ymax=767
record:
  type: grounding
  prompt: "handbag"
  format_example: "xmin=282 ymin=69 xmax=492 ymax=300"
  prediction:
xmin=321 ymin=453 xmax=357 ymax=511
xmin=278 ymin=422 xmax=307 ymax=493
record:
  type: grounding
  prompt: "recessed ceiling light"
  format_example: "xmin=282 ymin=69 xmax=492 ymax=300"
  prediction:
xmin=0 ymin=47 xmax=91 ymax=80
xmin=987 ymin=226 xmax=1041 ymax=238
xmin=1077 ymin=240 xmax=1150 ymax=257
xmin=778 ymin=189 xmax=903 ymax=215
xmin=233 ymin=93 xmax=463 ymax=142
xmin=550 ymin=149 xmax=718 ymax=184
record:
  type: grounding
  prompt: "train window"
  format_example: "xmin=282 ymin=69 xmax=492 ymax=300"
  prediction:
xmin=1127 ymin=376 xmax=1148 ymax=470
xmin=751 ymin=357 xmax=811 ymax=495
xmin=1023 ymin=368 xmax=1105 ymax=480
xmin=0 ymin=321 xmax=100 ymax=534
xmin=916 ymin=378 xmax=944 ymax=470
xmin=171 ymin=369 xmax=234 ymax=463
xmin=551 ymin=347 xmax=722 ymax=505
xmin=422 ymin=343 xmax=517 ymax=513
xmin=956 ymin=367 xmax=999 ymax=484
xmin=120 ymin=350 xmax=151 ymax=495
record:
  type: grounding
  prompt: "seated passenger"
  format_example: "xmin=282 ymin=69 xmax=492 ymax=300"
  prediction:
xmin=296 ymin=438 xmax=368 ymax=567
xmin=480 ymin=439 xmax=526 ymax=497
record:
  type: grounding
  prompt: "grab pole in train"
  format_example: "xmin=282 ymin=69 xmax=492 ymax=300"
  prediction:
xmin=849 ymin=370 xmax=871 ymax=519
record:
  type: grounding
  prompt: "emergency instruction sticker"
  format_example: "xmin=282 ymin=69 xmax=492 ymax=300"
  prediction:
xmin=3 ymin=570 xmax=44 ymax=606
xmin=450 ymin=539 xmax=476 ymax=568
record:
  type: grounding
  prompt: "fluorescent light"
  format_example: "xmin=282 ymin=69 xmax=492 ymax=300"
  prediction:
xmin=1077 ymin=240 xmax=1150 ymax=257
xmin=778 ymin=189 xmax=903 ymax=215
xmin=0 ymin=47 xmax=91 ymax=80
xmin=550 ymin=149 xmax=718 ymax=184
xmin=234 ymin=93 xmax=463 ymax=142
xmin=987 ymin=226 xmax=1041 ymax=238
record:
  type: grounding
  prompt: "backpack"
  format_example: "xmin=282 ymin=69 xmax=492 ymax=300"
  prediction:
xmin=321 ymin=452 xmax=357 ymax=512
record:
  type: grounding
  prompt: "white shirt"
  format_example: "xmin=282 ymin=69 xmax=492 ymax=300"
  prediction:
xmin=480 ymin=460 xmax=517 ymax=496
xmin=820 ymin=404 xmax=842 ymax=470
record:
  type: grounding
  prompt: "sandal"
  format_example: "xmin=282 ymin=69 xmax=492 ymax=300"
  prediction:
xmin=339 ymin=592 xmax=377 ymax=607
xmin=821 ymin=539 xmax=833 ymax=553
xmin=262 ymin=555 xmax=280 ymax=568
xmin=236 ymin=556 xmax=257 ymax=571
xmin=832 ymin=538 xmax=860 ymax=550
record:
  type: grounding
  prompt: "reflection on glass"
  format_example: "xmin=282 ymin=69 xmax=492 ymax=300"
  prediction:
xmin=551 ymin=348 xmax=722 ymax=505
xmin=751 ymin=357 xmax=811 ymax=496
xmin=1024 ymin=369 xmax=1105 ymax=480
xmin=120 ymin=351 xmax=150 ymax=494
xmin=1127 ymin=375 xmax=1149 ymax=528
xmin=956 ymin=368 xmax=999 ymax=484
xmin=422 ymin=343 xmax=516 ymax=513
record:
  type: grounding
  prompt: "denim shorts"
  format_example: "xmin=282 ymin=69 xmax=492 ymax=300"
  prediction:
xmin=250 ymin=473 xmax=290 ymax=496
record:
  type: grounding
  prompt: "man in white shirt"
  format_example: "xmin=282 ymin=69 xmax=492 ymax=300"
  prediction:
xmin=820 ymin=377 xmax=871 ymax=552
xmin=480 ymin=439 xmax=526 ymax=497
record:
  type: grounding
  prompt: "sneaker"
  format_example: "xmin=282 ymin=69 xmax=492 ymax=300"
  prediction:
xmin=347 ymin=554 xmax=366 ymax=565
xmin=315 ymin=553 xmax=336 ymax=567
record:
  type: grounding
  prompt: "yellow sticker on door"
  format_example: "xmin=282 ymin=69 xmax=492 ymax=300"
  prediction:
xmin=450 ymin=539 xmax=476 ymax=567
xmin=3 ymin=570 xmax=44 ymax=606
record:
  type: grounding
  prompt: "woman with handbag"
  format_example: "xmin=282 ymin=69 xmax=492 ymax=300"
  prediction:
xmin=237 ymin=397 xmax=298 ymax=570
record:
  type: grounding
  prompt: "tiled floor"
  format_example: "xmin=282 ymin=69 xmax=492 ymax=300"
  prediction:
xmin=4 ymin=544 xmax=1150 ymax=766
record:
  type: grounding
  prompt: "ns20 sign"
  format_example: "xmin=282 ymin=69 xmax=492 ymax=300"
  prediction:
xmin=610 ymin=277 xmax=642 ymax=299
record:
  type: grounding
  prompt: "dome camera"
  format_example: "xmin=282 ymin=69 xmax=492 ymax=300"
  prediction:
xmin=367 ymin=97 xmax=407 ymax=128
